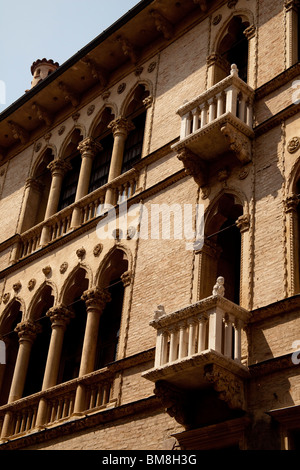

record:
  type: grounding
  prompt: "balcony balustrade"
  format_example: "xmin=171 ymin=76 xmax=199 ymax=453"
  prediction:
xmin=171 ymin=65 xmax=255 ymax=186
xmin=0 ymin=367 xmax=116 ymax=443
xmin=143 ymin=278 xmax=251 ymax=405
xmin=16 ymin=169 xmax=139 ymax=261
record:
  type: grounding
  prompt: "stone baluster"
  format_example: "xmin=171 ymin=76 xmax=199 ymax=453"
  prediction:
xmin=187 ymin=318 xmax=198 ymax=356
xmin=207 ymin=306 xmax=224 ymax=354
xmin=223 ymin=314 xmax=234 ymax=358
xmin=197 ymin=314 xmax=207 ymax=353
xmin=216 ymin=92 xmax=224 ymax=118
xmin=234 ymin=319 xmax=242 ymax=362
xmin=200 ymin=103 xmax=207 ymax=128
xmin=155 ymin=329 xmax=169 ymax=367
xmin=208 ymin=97 xmax=216 ymax=123
xmin=168 ymin=326 xmax=179 ymax=363
xmin=192 ymin=108 xmax=200 ymax=133
xmin=178 ymin=321 xmax=188 ymax=359
xmin=180 ymin=112 xmax=192 ymax=139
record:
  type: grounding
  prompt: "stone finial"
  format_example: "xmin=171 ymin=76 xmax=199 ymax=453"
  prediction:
xmin=30 ymin=59 xmax=59 ymax=89
xmin=212 ymin=277 xmax=225 ymax=297
xmin=230 ymin=64 xmax=239 ymax=76
xmin=154 ymin=305 xmax=166 ymax=320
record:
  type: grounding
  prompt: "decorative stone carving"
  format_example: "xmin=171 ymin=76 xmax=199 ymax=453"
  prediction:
xmin=117 ymin=83 xmax=126 ymax=94
xmin=47 ymin=305 xmax=75 ymax=327
xmin=287 ymin=136 xmax=300 ymax=153
xmin=81 ymin=287 xmax=111 ymax=311
xmin=2 ymin=293 xmax=10 ymax=304
xmin=108 ymin=117 xmax=135 ymax=138
xmin=239 ymin=167 xmax=249 ymax=180
xmin=47 ymin=159 xmax=72 ymax=177
xmin=212 ymin=276 xmax=225 ymax=297
xmin=116 ymin=35 xmax=139 ymax=63
xmin=32 ymin=102 xmax=53 ymax=126
xmin=72 ymin=112 xmax=80 ymax=122
xmin=28 ymin=279 xmax=36 ymax=291
xmin=15 ymin=321 xmax=42 ymax=342
xmin=8 ymin=121 xmax=29 ymax=144
xmin=127 ymin=226 xmax=136 ymax=240
xmin=81 ymin=57 xmax=108 ymax=87
xmin=76 ymin=247 xmax=86 ymax=259
xmin=13 ymin=281 xmax=22 ymax=293
xmin=212 ymin=14 xmax=222 ymax=25
xmin=200 ymin=185 xmax=211 ymax=199
xmin=154 ymin=305 xmax=166 ymax=320
xmin=58 ymin=82 xmax=80 ymax=107
xmin=34 ymin=141 xmax=42 ymax=152
xmin=244 ymin=25 xmax=256 ymax=40
xmin=154 ymin=380 xmax=188 ymax=427
xmin=93 ymin=243 xmax=103 ymax=257
xmin=284 ymin=194 xmax=299 ymax=213
xmin=143 ymin=96 xmax=153 ymax=109
xmin=177 ymin=147 xmax=208 ymax=187
xmin=44 ymin=132 xmax=52 ymax=142
xmin=193 ymin=0 xmax=208 ymax=11
xmin=102 ymin=91 xmax=111 ymax=101
xmin=150 ymin=9 xmax=174 ymax=40
xmin=42 ymin=266 xmax=52 ymax=277
xmin=221 ymin=123 xmax=252 ymax=163
xmin=204 ymin=363 xmax=245 ymax=410
xmin=87 ymin=105 xmax=95 ymax=116
xmin=78 ymin=137 xmax=102 ymax=157
xmin=217 ymin=167 xmax=230 ymax=182
xmin=236 ymin=214 xmax=250 ymax=233
xmin=58 ymin=125 xmax=65 ymax=136
xmin=134 ymin=66 xmax=143 ymax=76
xmin=121 ymin=270 xmax=132 ymax=287
xmin=227 ymin=0 xmax=238 ymax=8
xmin=147 ymin=62 xmax=157 ymax=73
xmin=59 ymin=262 xmax=68 ymax=274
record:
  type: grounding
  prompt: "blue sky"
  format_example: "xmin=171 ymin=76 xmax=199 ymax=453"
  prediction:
xmin=0 ymin=0 xmax=139 ymax=112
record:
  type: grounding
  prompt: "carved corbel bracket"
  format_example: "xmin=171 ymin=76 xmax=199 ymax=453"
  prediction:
xmin=154 ymin=380 xmax=189 ymax=427
xmin=193 ymin=0 xmax=208 ymax=11
xmin=204 ymin=363 xmax=246 ymax=410
xmin=58 ymin=82 xmax=80 ymax=107
xmin=220 ymin=122 xmax=252 ymax=164
xmin=150 ymin=10 xmax=174 ymax=40
xmin=116 ymin=36 xmax=139 ymax=64
xmin=8 ymin=121 xmax=29 ymax=144
xmin=81 ymin=57 xmax=108 ymax=87
xmin=32 ymin=102 xmax=53 ymax=126
xmin=177 ymin=147 xmax=208 ymax=187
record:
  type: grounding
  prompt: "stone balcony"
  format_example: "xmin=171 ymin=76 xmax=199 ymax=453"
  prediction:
xmin=171 ymin=65 xmax=254 ymax=187
xmin=143 ymin=278 xmax=251 ymax=428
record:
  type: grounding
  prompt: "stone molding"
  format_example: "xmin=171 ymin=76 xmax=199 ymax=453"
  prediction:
xmin=46 ymin=305 xmax=75 ymax=327
xmin=204 ymin=363 xmax=245 ymax=410
xmin=14 ymin=321 xmax=42 ymax=342
xmin=77 ymin=137 xmax=102 ymax=157
xmin=176 ymin=147 xmax=208 ymax=187
xmin=47 ymin=159 xmax=72 ymax=177
xmin=81 ymin=287 xmax=111 ymax=311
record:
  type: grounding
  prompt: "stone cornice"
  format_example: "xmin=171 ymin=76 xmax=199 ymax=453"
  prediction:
xmin=249 ymin=294 xmax=300 ymax=324
xmin=254 ymin=102 xmax=300 ymax=137
xmin=255 ymin=62 xmax=300 ymax=101
xmin=248 ymin=352 xmax=297 ymax=378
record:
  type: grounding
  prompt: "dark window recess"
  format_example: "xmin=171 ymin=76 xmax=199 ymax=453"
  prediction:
xmin=122 ymin=112 xmax=146 ymax=174
xmin=88 ymin=134 xmax=113 ymax=193
xmin=58 ymin=153 xmax=82 ymax=211
xmin=95 ymin=280 xmax=124 ymax=369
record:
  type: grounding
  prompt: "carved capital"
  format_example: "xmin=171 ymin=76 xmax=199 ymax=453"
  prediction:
xmin=204 ymin=363 xmax=245 ymax=410
xmin=47 ymin=159 xmax=72 ymax=177
xmin=221 ymin=123 xmax=252 ymax=164
xmin=78 ymin=137 xmax=102 ymax=157
xmin=236 ymin=214 xmax=250 ymax=233
xmin=121 ymin=270 xmax=132 ymax=287
xmin=284 ymin=0 xmax=299 ymax=12
xmin=284 ymin=194 xmax=299 ymax=213
xmin=25 ymin=177 xmax=44 ymax=193
xmin=243 ymin=24 xmax=256 ymax=40
xmin=81 ymin=287 xmax=111 ymax=311
xmin=108 ymin=117 xmax=135 ymax=138
xmin=177 ymin=147 xmax=208 ymax=187
xmin=15 ymin=321 xmax=42 ymax=343
xmin=47 ymin=305 xmax=75 ymax=328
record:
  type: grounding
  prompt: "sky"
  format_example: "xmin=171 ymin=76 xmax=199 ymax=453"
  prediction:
xmin=0 ymin=0 xmax=140 ymax=113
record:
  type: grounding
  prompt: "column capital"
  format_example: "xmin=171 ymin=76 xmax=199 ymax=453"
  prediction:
xmin=46 ymin=304 xmax=75 ymax=328
xmin=108 ymin=117 xmax=135 ymax=138
xmin=284 ymin=0 xmax=299 ymax=12
xmin=81 ymin=287 xmax=111 ymax=311
xmin=77 ymin=137 xmax=103 ymax=158
xmin=14 ymin=320 xmax=42 ymax=343
xmin=47 ymin=159 xmax=72 ymax=177
xmin=235 ymin=214 xmax=250 ymax=233
xmin=121 ymin=270 xmax=132 ymax=287
xmin=25 ymin=177 xmax=44 ymax=192
xmin=284 ymin=194 xmax=299 ymax=213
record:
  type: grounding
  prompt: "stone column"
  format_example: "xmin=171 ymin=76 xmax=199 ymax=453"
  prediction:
xmin=39 ymin=160 xmax=71 ymax=246
xmin=285 ymin=0 xmax=299 ymax=68
xmin=1 ymin=321 xmax=41 ymax=441
xmin=7 ymin=321 xmax=41 ymax=403
xmin=105 ymin=117 xmax=134 ymax=206
xmin=70 ymin=138 xmax=102 ymax=228
xmin=73 ymin=287 xmax=111 ymax=414
xmin=285 ymin=195 xmax=300 ymax=296
xmin=18 ymin=177 xmax=44 ymax=233
xmin=236 ymin=214 xmax=250 ymax=308
xmin=35 ymin=305 xmax=74 ymax=428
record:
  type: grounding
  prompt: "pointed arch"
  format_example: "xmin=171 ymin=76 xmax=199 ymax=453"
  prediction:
xmin=96 ymin=244 xmax=132 ymax=288
xmin=89 ymin=103 xmax=117 ymax=139
xmin=120 ymin=80 xmax=152 ymax=117
xmin=27 ymin=280 xmax=57 ymax=321
xmin=59 ymin=262 xmax=92 ymax=306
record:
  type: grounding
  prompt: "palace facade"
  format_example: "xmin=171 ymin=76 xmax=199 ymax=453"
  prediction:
xmin=0 ymin=0 xmax=300 ymax=450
